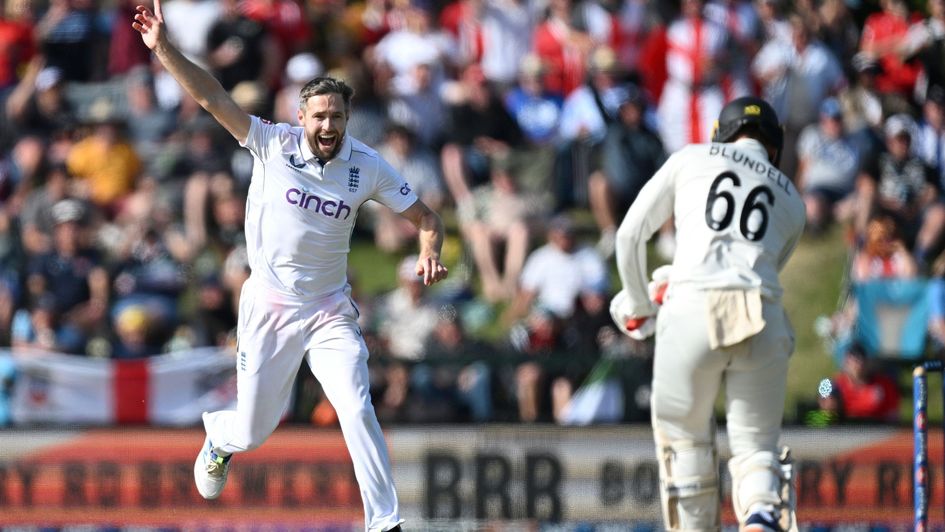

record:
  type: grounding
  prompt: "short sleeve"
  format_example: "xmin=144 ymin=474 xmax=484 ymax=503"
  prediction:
xmin=371 ymin=157 xmax=419 ymax=213
xmin=239 ymin=115 xmax=288 ymax=162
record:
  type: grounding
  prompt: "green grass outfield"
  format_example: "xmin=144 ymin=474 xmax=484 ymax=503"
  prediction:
xmin=348 ymin=223 xmax=871 ymax=425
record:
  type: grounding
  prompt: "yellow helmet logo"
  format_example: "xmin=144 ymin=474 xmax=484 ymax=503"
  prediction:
xmin=744 ymin=105 xmax=761 ymax=115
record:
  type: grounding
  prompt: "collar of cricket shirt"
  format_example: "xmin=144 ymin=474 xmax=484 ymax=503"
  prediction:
xmin=299 ymin=132 xmax=353 ymax=167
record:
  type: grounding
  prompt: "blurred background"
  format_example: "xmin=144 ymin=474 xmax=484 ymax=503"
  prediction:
xmin=0 ymin=0 xmax=944 ymax=529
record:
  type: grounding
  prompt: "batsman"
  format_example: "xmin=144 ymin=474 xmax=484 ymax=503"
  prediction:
xmin=610 ymin=96 xmax=806 ymax=531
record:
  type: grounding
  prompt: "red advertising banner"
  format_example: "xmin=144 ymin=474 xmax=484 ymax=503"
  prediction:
xmin=0 ymin=426 xmax=934 ymax=529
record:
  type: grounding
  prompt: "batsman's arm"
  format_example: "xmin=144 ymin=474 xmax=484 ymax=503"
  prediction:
xmin=133 ymin=0 xmax=250 ymax=142
xmin=614 ymin=153 xmax=677 ymax=318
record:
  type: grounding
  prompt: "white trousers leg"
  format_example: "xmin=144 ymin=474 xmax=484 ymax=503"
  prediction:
xmin=651 ymin=290 xmax=794 ymax=527
xmin=204 ymin=277 xmax=303 ymax=454
xmin=203 ymin=278 xmax=402 ymax=531
xmin=304 ymin=290 xmax=401 ymax=532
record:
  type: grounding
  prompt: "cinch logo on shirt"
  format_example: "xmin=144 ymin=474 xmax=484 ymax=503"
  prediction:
xmin=285 ymin=188 xmax=352 ymax=219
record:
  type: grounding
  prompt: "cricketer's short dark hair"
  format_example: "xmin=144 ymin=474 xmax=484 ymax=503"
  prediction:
xmin=298 ymin=77 xmax=355 ymax=111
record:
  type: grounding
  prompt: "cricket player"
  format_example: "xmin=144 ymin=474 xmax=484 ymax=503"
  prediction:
xmin=611 ymin=96 xmax=805 ymax=531
xmin=134 ymin=2 xmax=447 ymax=531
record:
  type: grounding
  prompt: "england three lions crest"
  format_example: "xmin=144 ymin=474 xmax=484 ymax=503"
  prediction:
xmin=348 ymin=166 xmax=360 ymax=192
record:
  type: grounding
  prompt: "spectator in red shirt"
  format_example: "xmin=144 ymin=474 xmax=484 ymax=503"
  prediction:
xmin=0 ymin=0 xmax=36 ymax=90
xmin=241 ymin=0 xmax=311 ymax=68
xmin=532 ymin=0 xmax=591 ymax=97
xmin=859 ymin=0 xmax=923 ymax=98
xmin=820 ymin=343 xmax=901 ymax=422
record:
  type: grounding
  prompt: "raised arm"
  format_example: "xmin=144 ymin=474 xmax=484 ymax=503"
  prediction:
xmin=133 ymin=0 xmax=250 ymax=141
xmin=398 ymin=200 xmax=448 ymax=286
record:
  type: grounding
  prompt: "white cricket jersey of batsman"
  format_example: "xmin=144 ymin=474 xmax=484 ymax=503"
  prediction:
xmin=615 ymin=138 xmax=806 ymax=318
xmin=240 ymin=116 xmax=419 ymax=298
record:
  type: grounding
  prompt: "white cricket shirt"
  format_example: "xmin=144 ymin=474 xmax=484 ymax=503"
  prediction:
xmin=240 ymin=116 xmax=419 ymax=298
xmin=615 ymin=138 xmax=806 ymax=318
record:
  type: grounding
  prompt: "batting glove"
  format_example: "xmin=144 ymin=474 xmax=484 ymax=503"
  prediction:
xmin=609 ymin=290 xmax=656 ymax=340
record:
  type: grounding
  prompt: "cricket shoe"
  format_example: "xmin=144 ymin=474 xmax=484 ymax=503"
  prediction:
xmin=741 ymin=510 xmax=781 ymax=532
xmin=194 ymin=436 xmax=232 ymax=499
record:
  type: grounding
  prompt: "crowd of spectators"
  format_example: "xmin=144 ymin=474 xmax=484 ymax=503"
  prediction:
xmin=0 ymin=0 xmax=944 ymax=426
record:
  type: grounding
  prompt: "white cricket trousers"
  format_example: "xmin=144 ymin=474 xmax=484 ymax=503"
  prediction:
xmin=203 ymin=276 xmax=402 ymax=532
xmin=651 ymin=289 xmax=794 ymax=523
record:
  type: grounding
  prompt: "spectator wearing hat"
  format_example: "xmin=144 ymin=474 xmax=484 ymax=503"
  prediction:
xmin=25 ymin=198 xmax=108 ymax=354
xmin=916 ymin=85 xmax=945 ymax=190
xmin=505 ymin=54 xmax=562 ymax=148
xmin=111 ymin=304 xmax=161 ymax=358
xmin=498 ymin=54 xmax=560 ymax=208
xmin=838 ymin=52 xmax=885 ymax=154
xmin=109 ymin=221 xmax=189 ymax=352
xmin=795 ymin=97 xmax=863 ymax=233
xmin=587 ymin=85 xmax=665 ymax=258
xmin=855 ymin=113 xmax=945 ymax=270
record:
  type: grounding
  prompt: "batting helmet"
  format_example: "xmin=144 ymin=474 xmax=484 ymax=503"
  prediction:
xmin=711 ymin=96 xmax=784 ymax=166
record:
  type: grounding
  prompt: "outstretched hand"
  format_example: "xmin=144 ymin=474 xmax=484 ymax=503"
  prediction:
xmin=132 ymin=0 xmax=165 ymax=50
xmin=415 ymin=255 xmax=448 ymax=286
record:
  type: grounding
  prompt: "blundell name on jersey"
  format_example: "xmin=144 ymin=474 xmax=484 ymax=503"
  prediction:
xmin=708 ymin=143 xmax=793 ymax=196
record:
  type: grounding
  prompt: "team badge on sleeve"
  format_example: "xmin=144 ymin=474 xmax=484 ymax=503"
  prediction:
xmin=400 ymin=183 xmax=412 ymax=196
